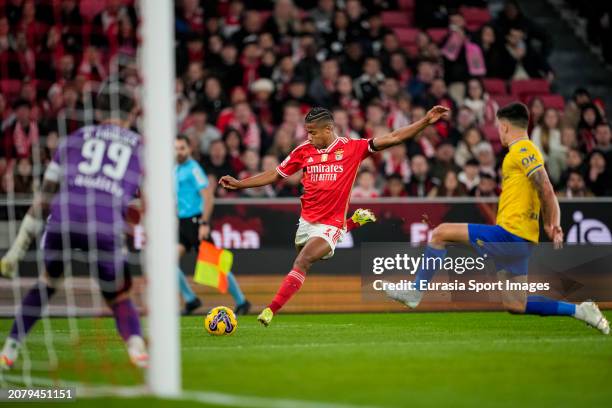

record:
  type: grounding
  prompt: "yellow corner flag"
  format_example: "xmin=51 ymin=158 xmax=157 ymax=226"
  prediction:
xmin=193 ymin=241 xmax=233 ymax=293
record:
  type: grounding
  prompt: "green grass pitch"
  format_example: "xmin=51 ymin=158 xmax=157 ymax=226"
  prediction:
xmin=1 ymin=311 xmax=611 ymax=407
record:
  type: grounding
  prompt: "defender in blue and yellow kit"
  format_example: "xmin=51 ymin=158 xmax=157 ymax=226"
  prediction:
xmin=385 ymin=102 xmax=609 ymax=334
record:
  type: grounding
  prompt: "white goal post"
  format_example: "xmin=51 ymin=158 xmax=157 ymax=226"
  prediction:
xmin=140 ymin=0 xmax=181 ymax=396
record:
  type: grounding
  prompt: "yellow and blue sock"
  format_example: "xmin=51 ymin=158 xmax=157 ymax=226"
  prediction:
xmin=178 ymin=267 xmax=197 ymax=303
xmin=525 ymin=295 xmax=576 ymax=316
xmin=227 ymin=272 xmax=246 ymax=306
xmin=413 ymin=245 xmax=447 ymax=290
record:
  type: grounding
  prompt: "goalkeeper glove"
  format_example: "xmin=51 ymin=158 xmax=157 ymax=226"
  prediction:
xmin=1 ymin=214 xmax=43 ymax=279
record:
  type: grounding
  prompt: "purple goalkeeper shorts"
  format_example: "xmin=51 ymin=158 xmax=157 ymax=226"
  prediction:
xmin=42 ymin=223 xmax=132 ymax=300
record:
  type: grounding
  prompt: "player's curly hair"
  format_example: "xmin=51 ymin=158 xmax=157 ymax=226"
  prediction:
xmin=305 ymin=107 xmax=334 ymax=125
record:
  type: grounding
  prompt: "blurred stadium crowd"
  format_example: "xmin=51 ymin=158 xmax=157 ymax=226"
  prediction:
xmin=0 ymin=0 xmax=611 ymax=199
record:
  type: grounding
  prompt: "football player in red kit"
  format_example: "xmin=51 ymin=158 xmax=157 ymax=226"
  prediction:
xmin=220 ymin=105 xmax=448 ymax=326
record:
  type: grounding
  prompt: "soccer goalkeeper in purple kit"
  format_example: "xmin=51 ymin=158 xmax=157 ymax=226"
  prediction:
xmin=0 ymin=82 xmax=148 ymax=369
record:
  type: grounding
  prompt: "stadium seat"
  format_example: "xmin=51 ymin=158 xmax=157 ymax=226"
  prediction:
xmin=510 ymin=79 xmax=550 ymax=102
xmin=491 ymin=94 xmax=515 ymax=108
xmin=382 ymin=11 xmax=412 ymax=28
xmin=481 ymin=124 xmax=503 ymax=154
xmin=482 ymin=78 xmax=507 ymax=95
xmin=426 ymin=28 xmax=448 ymax=45
xmin=80 ymin=0 xmax=106 ymax=21
xmin=0 ymin=79 xmax=22 ymax=101
xmin=394 ymin=28 xmax=419 ymax=47
xmin=460 ymin=7 xmax=491 ymax=31
xmin=398 ymin=0 xmax=415 ymax=11
xmin=538 ymin=94 xmax=566 ymax=111
xmin=466 ymin=22 xmax=483 ymax=32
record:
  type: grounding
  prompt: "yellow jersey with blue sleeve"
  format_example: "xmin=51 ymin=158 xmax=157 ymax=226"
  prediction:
xmin=497 ymin=138 xmax=544 ymax=243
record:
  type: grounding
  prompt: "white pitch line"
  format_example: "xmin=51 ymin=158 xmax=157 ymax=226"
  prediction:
xmin=1 ymin=374 xmax=381 ymax=408
xmin=181 ymin=390 xmax=380 ymax=408
xmin=179 ymin=335 xmax=611 ymax=351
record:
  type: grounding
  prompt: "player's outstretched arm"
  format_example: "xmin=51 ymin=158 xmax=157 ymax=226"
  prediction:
xmin=529 ymin=167 xmax=563 ymax=248
xmin=371 ymin=105 xmax=449 ymax=151
xmin=219 ymin=169 xmax=281 ymax=190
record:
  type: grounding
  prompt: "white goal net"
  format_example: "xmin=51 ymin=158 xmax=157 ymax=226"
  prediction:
xmin=0 ymin=0 xmax=179 ymax=397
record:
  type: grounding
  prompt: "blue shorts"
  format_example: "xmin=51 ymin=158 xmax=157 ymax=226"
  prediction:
xmin=467 ymin=224 xmax=532 ymax=275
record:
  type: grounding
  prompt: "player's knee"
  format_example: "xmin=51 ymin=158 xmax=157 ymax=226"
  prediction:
xmin=429 ymin=224 xmax=449 ymax=246
xmin=101 ymin=275 xmax=133 ymax=305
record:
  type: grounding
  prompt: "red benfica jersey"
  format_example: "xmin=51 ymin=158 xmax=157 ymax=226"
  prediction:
xmin=276 ymin=136 xmax=373 ymax=228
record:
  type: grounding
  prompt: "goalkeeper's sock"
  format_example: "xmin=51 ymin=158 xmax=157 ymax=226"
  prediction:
xmin=227 ymin=272 xmax=246 ymax=306
xmin=413 ymin=245 xmax=447 ymax=291
xmin=9 ymin=283 xmax=56 ymax=342
xmin=525 ymin=295 xmax=576 ymax=316
xmin=178 ymin=267 xmax=197 ymax=303
xmin=269 ymin=267 xmax=305 ymax=313
xmin=111 ymin=298 xmax=142 ymax=342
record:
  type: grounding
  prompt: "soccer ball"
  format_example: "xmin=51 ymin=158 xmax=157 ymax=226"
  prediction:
xmin=204 ymin=306 xmax=238 ymax=336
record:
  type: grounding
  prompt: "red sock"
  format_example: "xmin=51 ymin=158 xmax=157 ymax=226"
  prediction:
xmin=345 ymin=218 xmax=359 ymax=232
xmin=269 ymin=268 xmax=305 ymax=313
